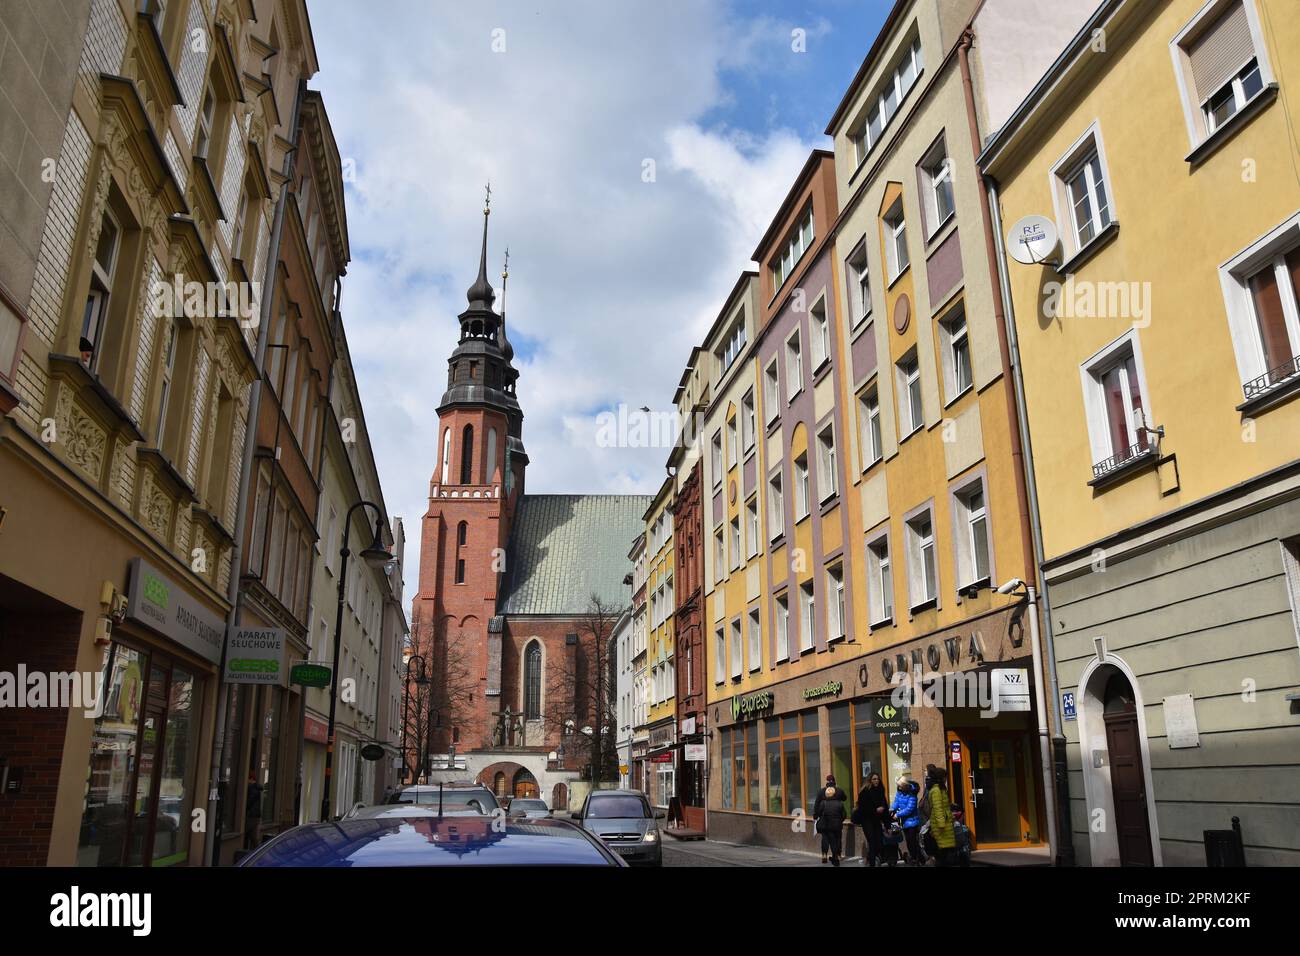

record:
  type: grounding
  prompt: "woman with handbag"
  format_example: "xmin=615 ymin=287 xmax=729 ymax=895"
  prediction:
xmin=890 ymin=773 xmax=923 ymax=865
xmin=855 ymin=772 xmax=889 ymax=866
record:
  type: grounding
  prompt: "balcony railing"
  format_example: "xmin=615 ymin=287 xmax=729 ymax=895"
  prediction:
xmin=1091 ymin=438 xmax=1156 ymax=483
xmin=1242 ymin=353 xmax=1300 ymax=402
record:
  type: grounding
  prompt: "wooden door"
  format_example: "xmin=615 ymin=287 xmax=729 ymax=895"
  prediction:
xmin=1104 ymin=711 xmax=1153 ymax=866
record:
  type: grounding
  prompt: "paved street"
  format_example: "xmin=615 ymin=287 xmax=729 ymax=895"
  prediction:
xmin=662 ymin=836 xmax=827 ymax=867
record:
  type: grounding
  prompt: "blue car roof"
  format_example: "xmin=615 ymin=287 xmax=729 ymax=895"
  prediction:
xmin=242 ymin=815 xmax=623 ymax=867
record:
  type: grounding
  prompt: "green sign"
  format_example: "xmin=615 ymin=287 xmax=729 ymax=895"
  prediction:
xmin=731 ymin=690 xmax=773 ymax=721
xmin=803 ymin=680 xmax=843 ymax=701
xmin=290 ymin=663 xmax=332 ymax=688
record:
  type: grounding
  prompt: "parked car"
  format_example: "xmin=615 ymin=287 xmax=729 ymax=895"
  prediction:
xmin=239 ymin=815 xmax=626 ymax=867
xmin=380 ymin=784 xmax=499 ymax=815
xmin=508 ymin=798 xmax=550 ymax=819
xmin=572 ymin=790 xmax=663 ymax=866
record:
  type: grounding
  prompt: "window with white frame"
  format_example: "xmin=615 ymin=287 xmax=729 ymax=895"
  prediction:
xmin=195 ymin=86 xmax=216 ymax=159
xmin=940 ymin=305 xmax=973 ymax=401
xmin=847 ymin=243 xmax=873 ymax=327
xmin=730 ymin=619 xmax=743 ymax=680
xmin=896 ymin=352 xmax=923 ymax=436
xmin=730 ymin=515 xmax=741 ymax=570
xmin=811 ymin=299 xmax=831 ymax=369
xmin=1172 ymin=0 xmax=1271 ymax=145
xmin=768 ymin=471 xmax=785 ymax=540
xmin=714 ymin=527 xmax=725 ymax=583
xmin=711 ymin=431 xmax=723 ymax=486
xmin=848 ymin=35 xmax=924 ymax=166
xmin=859 ymin=387 xmax=882 ymax=468
xmin=771 ymin=204 xmax=815 ymax=290
xmin=953 ymin=478 xmax=991 ymax=588
xmin=1052 ymin=125 xmax=1114 ymax=255
xmin=775 ymin=594 xmax=790 ymax=662
xmin=1080 ymin=332 xmax=1154 ymax=477
xmin=718 ymin=314 xmax=747 ymax=377
xmin=799 ymin=581 xmax=815 ymax=652
xmin=919 ymin=136 xmax=955 ymax=237
xmin=747 ymin=609 xmax=761 ymax=673
xmin=794 ymin=453 xmax=810 ymax=520
xmin=154 ymin=320 xmax=178 ymax=442
xmin=906 ymin=508 xmax=938 ymax=609
xmin=82 ymin=207 xmax=121 ymax=372
xmin=827 ymin=564 xmax=846 ymax=642
xmin=786 ymin=329 xmax=803 ymax=400
xmin=816 ymin=423 xmax=837 ymax=502
xmin=742 ymin=390 xmax=756 ymax=451
xmin=1221 ymin=215 xmax=1300 ymax=400
xmin=883 ymin=197 xmax=910 ymax=281
xmin=764 ymin=359 xmax=780 ymax=424
xmin=715 ymin=626 xmax=726 ymax=684
xmin=866 ymin=533 xmax=893 ymax=625
xmin=727 ymin=417 xmax=738 ymax=469
xmin=746 ymin=497 xmax=759 ymax=559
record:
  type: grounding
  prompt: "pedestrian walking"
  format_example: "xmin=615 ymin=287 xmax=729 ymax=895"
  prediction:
xmin=854 ymin=772 xmax=889 ymax=866
xmin=890 ymin=773 xmax=924 ymax=865
xmin=814 ymin=774 xmax=848 ymax=866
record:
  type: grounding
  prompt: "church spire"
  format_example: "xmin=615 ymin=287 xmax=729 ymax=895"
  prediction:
xmin=465 ymin=183 xmax=495 ymax=310
xmin=499 ymin=247 xmax=514 ymax=361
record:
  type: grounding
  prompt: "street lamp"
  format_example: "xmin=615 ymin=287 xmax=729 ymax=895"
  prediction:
xmin=321 ymin=500 xmax=391 ymax=821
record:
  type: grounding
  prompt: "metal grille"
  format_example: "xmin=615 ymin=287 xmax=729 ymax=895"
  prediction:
xmin=1242 ymin=353 xmax=1300 ymax=401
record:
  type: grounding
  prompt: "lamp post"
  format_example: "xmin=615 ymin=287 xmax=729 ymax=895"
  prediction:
xmin=321 ymin=500 xmax=391 ymax=821
xmin=402 ymin=654 xmax=427 ymax=783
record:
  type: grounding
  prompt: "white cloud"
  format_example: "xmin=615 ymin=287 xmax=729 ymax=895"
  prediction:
xmin=308 ymin=0 xmax=819 ymax=586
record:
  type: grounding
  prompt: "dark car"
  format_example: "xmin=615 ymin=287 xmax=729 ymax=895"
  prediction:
xmin=381 ymin=784 xmax=498 ymax=815
xmin=573 ymin=790 xmax=663 ymax=866
xmin=508 ymin=798 xmax=551 ymax=819
xmin=239 ymin=814 xmax=626 ymax=867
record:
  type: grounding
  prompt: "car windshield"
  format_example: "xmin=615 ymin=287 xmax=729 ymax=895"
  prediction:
xmin=586 ymin=795 xmax=649 ymax=819
xmin=390 ymin=789 xmax=495 ymax=813
xmin=512 ymin=800 xmax=547 ymax=811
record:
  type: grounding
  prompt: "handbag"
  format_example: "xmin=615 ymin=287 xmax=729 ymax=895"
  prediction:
xmin=882 ymin=822 xmax=903 ymax=846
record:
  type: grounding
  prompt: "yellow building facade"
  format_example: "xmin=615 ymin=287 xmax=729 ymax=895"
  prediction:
xmin=642 ymin=477 xmax=676 ymax=807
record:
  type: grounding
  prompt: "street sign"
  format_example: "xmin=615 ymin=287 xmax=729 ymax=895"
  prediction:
xmin=290 ymin=662 xmax=332 ymax=688
xmin=1062 ymin=691 xmax=1077 ymax=721
xmin=360 ymin=743 xmax=385 ymax=761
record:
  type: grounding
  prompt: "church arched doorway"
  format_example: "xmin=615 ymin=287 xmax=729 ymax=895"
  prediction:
xmin=492 ymin=772 xmax=507 ymax=798
xmin=513 ymin=767 xmax=539 ymax=799
xmin=551 ymin=783 xmax=568 ymax=813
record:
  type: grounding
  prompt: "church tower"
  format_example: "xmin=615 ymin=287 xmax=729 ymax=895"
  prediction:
xmin=412 ymin=189 xmax=527 ymax=758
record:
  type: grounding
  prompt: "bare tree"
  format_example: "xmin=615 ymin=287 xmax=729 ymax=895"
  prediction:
xmin=403 ymin=615 xmax=478 ymax=779
xmin=544 ymin=594 xmax=625 ymax=783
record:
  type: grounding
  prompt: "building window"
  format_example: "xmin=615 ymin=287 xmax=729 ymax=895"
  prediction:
xmin=711 ymin=431 xmax=723 ymax=487
xmin=1172 ymin=0 xmax=1272 ymax=146
xmin=1221 ymin=215 xmax=1300 ymax=402
xmin=715 ymin=626 xmax=726 ymax=684
xmin=1081 ymin=331 xmax=1154 ymax=479
xmin=727 ymin=416 xmax=738 ymax=469
xmin=440 ymin=428 xmax=451 ymax=484
xmin=848 ymin=35 xmax=923 ymax=166
xmin=763 ymin=359 xmax=780 ymax=425
xmin=1052 ymin=124 xmax=1115 ymax=256
xmin=460 ymin=424 xmax=475 ymax=484
xmin=940 ymin=306 xmax=973 ymax=401
xmin=816 ymin=423 xmax=837 ymax=502
xmin=523 ymin=642 xmax=542 ymax=718
xmin=859 ymin=387 xmax=882 ymax=469
xmin=827 ymin=564 xmax=846 ymax=642
xmin=714 ymin=528 xmax=726 ymax=583
xmin=883 ymin=197 xmax=909 ymax=282
xmin=866 ymin=533 xmax=893 ymax=625
xmin=81 ymin=208 xmax=122 ymax=372
xmin=745 ymin=497 xmax=759 ymax=559
xmin=799 ymin=581 xmax=815 ymax=652
xmin=154 ymin=321 xmax=178 ymax=443
xmin=794 ymin=453 xmax=810 ymax=520
xmin=847 ymin=242 xmax=872 ymax=328
xmin=771 ymin=204 xmax=814 ymax=291
xmin=729 ymin=619 xmax=743 ymax=680
xmin=742 ymin=390 xmax=756 ymax=451
xmin=747 ymin=609 xmax=761 ymax=673
xmin=195 ymin=86 xmax=216 ymax=159
xmin=919 ymin=136 xmax=955 ymax=237
xmin=768 ymin=471 xmax=784 ymax=540
xmin=775 ymin=594 xmax=790 ymax=662
xmin=717 ymin=314 xmax=747 ymax=377
xmin=785 ymin=329 xmax=803 ymax=400
xmin=953 ymin=478 xmax=991 ymax=589
xmin=906 ymin=508 xmax=938 ymax=610
xmin=764 ymin=710 xmax=821 ymax=816
xmin=730 ymin=515 xmax=741 ymax=571
xmin=896 ymin=352 xmax=923 ymax=437
xmin=811 ymin=299 xmax=831 ymax=369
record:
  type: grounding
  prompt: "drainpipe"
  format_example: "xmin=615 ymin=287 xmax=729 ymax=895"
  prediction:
xmin=956 ymin=28 xmax=1063 ymax=864
xmin=205 ymin=79 xmax=307 ymax=866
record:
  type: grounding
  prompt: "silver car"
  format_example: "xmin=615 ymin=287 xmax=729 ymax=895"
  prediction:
xmin=573 ymin=790 xmax=663 ymax=866
xmin=508 ymin=798 xmax=551 ymax=820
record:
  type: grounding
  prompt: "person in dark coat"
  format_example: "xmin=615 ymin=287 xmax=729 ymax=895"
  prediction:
xmin=855 ymin=772 xmax=889 ymax=866
xmin=813 ymin=774 xmax=848 ymax=866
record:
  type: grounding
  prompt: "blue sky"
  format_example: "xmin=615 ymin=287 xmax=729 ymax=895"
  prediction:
xmin=307 ymin=0 xmax=894 ymax=578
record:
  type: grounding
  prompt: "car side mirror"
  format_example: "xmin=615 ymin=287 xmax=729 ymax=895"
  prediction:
xmin=653 ymin=809 xmax=666 ymax=820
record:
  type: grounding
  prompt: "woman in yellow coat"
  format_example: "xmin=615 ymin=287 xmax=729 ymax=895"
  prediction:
xmin=925 ymin=766 xmax=957 ymax=866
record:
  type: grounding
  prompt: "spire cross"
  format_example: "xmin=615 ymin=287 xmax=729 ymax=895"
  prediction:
xmin=484 ymin=181 xmax=492 ymax=214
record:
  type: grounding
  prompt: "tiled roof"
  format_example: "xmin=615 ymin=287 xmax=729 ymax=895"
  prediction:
xmin=500 ymin=494 xmax=652 ymax=616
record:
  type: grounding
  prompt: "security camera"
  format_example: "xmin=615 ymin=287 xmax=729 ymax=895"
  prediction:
xmin=996 ymin=578 xmax=1025 ymax=595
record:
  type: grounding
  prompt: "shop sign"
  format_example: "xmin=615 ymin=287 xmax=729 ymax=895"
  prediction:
xmin=360 ymin=743 xmax=385 ymax=761
xmin=681 ymin=716 xmax=696 ymax=735
xmin=950 ymin=740 xmax=962 ymax=763
xmin=802 ymin=679 xmax=843 ymax=701
xmin=125 ymin=558 xmax=224 ymax=665
xmin=992 ymin=668 xmax=1031 ymax=712
xmin=290 ymin=662 xmax=333 ymax=688
xmin=684 ymin=744 xmax=706 ymax=762
xmin=650 ymin=752 xmax=674 ymax=763
xmin=304 ymin=715 xmax=329 ymax=744
xmin=730 ymin=690 xmax=773 ymax=721
xmin=870 ymin=701 xmax=906 ymax=732
xmin=223 ymin=627 xmax=287 ymax=686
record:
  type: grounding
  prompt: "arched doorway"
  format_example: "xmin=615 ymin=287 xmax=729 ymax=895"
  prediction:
xmin=492 ymin=772 xmax=507 ymax=798
xmin=513 ymin=767 xmax=539 ymax=799
xmin=551 ymin=782 xmax=568 ymax=812
xmin=1101 ymin=671 xmax=1153 ymax=866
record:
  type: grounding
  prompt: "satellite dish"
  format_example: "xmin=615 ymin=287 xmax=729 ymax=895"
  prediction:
xmin=1007 ymin=215 xmax=1060 ymax=265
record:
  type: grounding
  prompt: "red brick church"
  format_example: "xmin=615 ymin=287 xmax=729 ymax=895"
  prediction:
xmin=408 ymin=198 xmax=647 ymax=807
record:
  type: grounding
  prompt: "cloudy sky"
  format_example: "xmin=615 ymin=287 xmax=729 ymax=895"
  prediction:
xmin=307 ymin=0 xmax=892 ymax=580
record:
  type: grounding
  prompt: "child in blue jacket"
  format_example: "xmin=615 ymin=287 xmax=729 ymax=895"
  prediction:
xmin=890 ymin=774 xmax=924 ymax=864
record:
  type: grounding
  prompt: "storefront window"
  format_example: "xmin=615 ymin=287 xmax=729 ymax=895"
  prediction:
xmin=765 ymin=728 xmax=782 ymax=814
xmin=78 ymin=643 xmax=146 ymax=867
xmin=830 ymin=704 xmax=854 ymax=815
xmin=745 ymin=722 xmax=759 ymax=812
xmin=220 ymin=684 xmax=246 ymax=831
xmin=259 ymin=687 xmax=282 ymax=824
xmin=782 ymin=737 xmax=800 ymax=815
xmin=152 ymin=666 xmax=199 ymax=866
xmin=720 ymin=728 xmax=733 ymax=809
